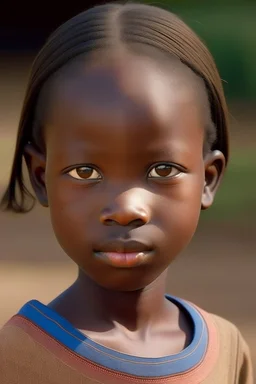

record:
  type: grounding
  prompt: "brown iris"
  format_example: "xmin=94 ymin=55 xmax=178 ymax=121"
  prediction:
xmin=76 ymin=167 xmax=94 ymax=179
xmin=154 ymin=164 xmax=173 ymax=177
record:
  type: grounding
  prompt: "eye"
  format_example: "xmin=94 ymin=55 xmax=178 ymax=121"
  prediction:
xmin=148 ymin=164 xmax=181 ymax=179
xmin=67 ymin=166 xmax=102 ymax=180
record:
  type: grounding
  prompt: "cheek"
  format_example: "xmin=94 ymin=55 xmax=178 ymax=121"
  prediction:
xmin=46 ymin=180 xmax=97 ymax=247
xmin=157 ymin=174 xmax=204 ymax=243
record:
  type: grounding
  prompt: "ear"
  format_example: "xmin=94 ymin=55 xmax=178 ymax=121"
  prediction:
xmin=24 ymin=143 xmax=48 ymax=207
xmin=201 ymin=150 xmax=226 ymax=210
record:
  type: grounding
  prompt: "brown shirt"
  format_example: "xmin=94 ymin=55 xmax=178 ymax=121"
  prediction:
xmin=0 ymin=302 xmax=253 ymax=383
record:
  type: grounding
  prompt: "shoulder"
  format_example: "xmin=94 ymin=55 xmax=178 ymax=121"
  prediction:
xmin=210 ymin=313 xmax=253 ymax=383
xmin=188 ymin=301 xmax=254 ymax=383
xmin=190 ymin=301 xmax=250 ymax=354
xmin=184 ymin=298 xmax=244 ymax=341
xmin=0 ymin=316 xmax=34 ymax=358
xmin=177 ymin=296 xmax=241 ymax=341
xmin=0 ymin=314 xmax=42 ymax=383
xmin=211 ymin=315 xmax=252 ymax=364
xmin=209 ymin=312 xmax=242 ymax=339
xmin=206 ymin=311 xmax=249 ymax=353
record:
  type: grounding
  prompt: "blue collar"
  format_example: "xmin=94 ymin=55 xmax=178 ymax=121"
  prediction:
xmin=17 ymin=295 xmax=208 ymax=377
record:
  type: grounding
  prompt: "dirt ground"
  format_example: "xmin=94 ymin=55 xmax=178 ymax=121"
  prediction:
xmin=0 ymin=55 xmax=255 ymax=374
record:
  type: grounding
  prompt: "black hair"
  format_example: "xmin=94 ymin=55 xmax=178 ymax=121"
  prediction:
xmin=0 ymin=2 xmax=229 ymax=213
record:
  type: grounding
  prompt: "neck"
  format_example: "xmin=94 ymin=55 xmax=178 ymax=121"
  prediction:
xmin=54 ymin=269 xmax=173 ymax=333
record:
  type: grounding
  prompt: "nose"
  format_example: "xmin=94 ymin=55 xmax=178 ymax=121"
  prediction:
xmin=100 ymin=189 xmax=150 ymax=227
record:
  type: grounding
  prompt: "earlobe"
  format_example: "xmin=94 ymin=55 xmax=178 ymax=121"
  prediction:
xmin=24 ymin=143 xmax=48 ymax=207
xmin=201 ymin=150 xmax=226 ymax=210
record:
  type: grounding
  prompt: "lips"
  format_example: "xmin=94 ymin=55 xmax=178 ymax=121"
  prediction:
xmin=93 ymin=240 xmax=154 ymax=268
xmin=93 ymin=239 xmax=152 ymax=254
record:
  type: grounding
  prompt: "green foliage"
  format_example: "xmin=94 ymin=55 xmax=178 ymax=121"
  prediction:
xmin=201 ymin=149 xmax=256 ymax=223
xmin=145 ymin=0 xmax=255 ymax=6
xmin=142 ymin=1 xmax=256 ymax=101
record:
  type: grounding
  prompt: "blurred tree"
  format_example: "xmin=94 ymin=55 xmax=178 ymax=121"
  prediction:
xmin=143 ymin=1 xmax=256 ymax=100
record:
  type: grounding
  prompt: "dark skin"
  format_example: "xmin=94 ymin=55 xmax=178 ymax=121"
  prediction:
xmin=25 ymin=52 xmax=225 ymax=357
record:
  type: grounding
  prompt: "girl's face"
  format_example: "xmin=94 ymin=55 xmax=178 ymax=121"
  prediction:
xmin=27 ymin=52 xmax=225 ymax=291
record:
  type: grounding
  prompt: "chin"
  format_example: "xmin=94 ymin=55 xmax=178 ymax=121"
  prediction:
xmin=87 ymin=269 xmax=164 ymax=292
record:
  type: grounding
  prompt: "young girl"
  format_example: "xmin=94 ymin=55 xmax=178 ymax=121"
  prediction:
xmin=0 ymin=3 xmax=253 ymax=383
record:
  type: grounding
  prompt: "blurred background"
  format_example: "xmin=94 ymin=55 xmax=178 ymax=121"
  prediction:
xmin=0 ymin=0 xmax=255 ymax=372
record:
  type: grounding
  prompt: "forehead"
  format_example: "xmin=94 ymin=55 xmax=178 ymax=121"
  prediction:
xmin=39 ymin=51 xmax=210 ymax=155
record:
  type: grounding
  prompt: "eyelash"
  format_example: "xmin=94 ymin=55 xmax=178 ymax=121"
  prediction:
xmin=64 ymin=163 xmax=185 ymax=181
xmin=66 ymin=165 xmax=102 ymax=181
xmin=147 ymin=163 xmax=183 ymax=179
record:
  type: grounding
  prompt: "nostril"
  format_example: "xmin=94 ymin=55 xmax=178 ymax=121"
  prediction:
xmin=102 ymin=218 xmax=146 ymax=228
xmin=104 ymin=219 xmax=116 ymax=226
xmin=131 ymin=219 xmax=146 ymax=228
xmin=100 ymin=204 xmax=150 ymax=227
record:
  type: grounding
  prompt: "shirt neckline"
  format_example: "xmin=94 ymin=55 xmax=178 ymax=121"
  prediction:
xmin=17 ymin=295 xmax=208 ymax=377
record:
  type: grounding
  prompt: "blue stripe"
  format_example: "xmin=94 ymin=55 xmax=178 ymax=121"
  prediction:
xmin=17 ymin=295 xmax=208 ymax=377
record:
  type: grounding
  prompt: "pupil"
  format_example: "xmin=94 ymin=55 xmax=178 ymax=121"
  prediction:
xmin=156 ymin=165 xmax=171 ymax=177
xmin=77 ymin=167 xmax=93 ymax=178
